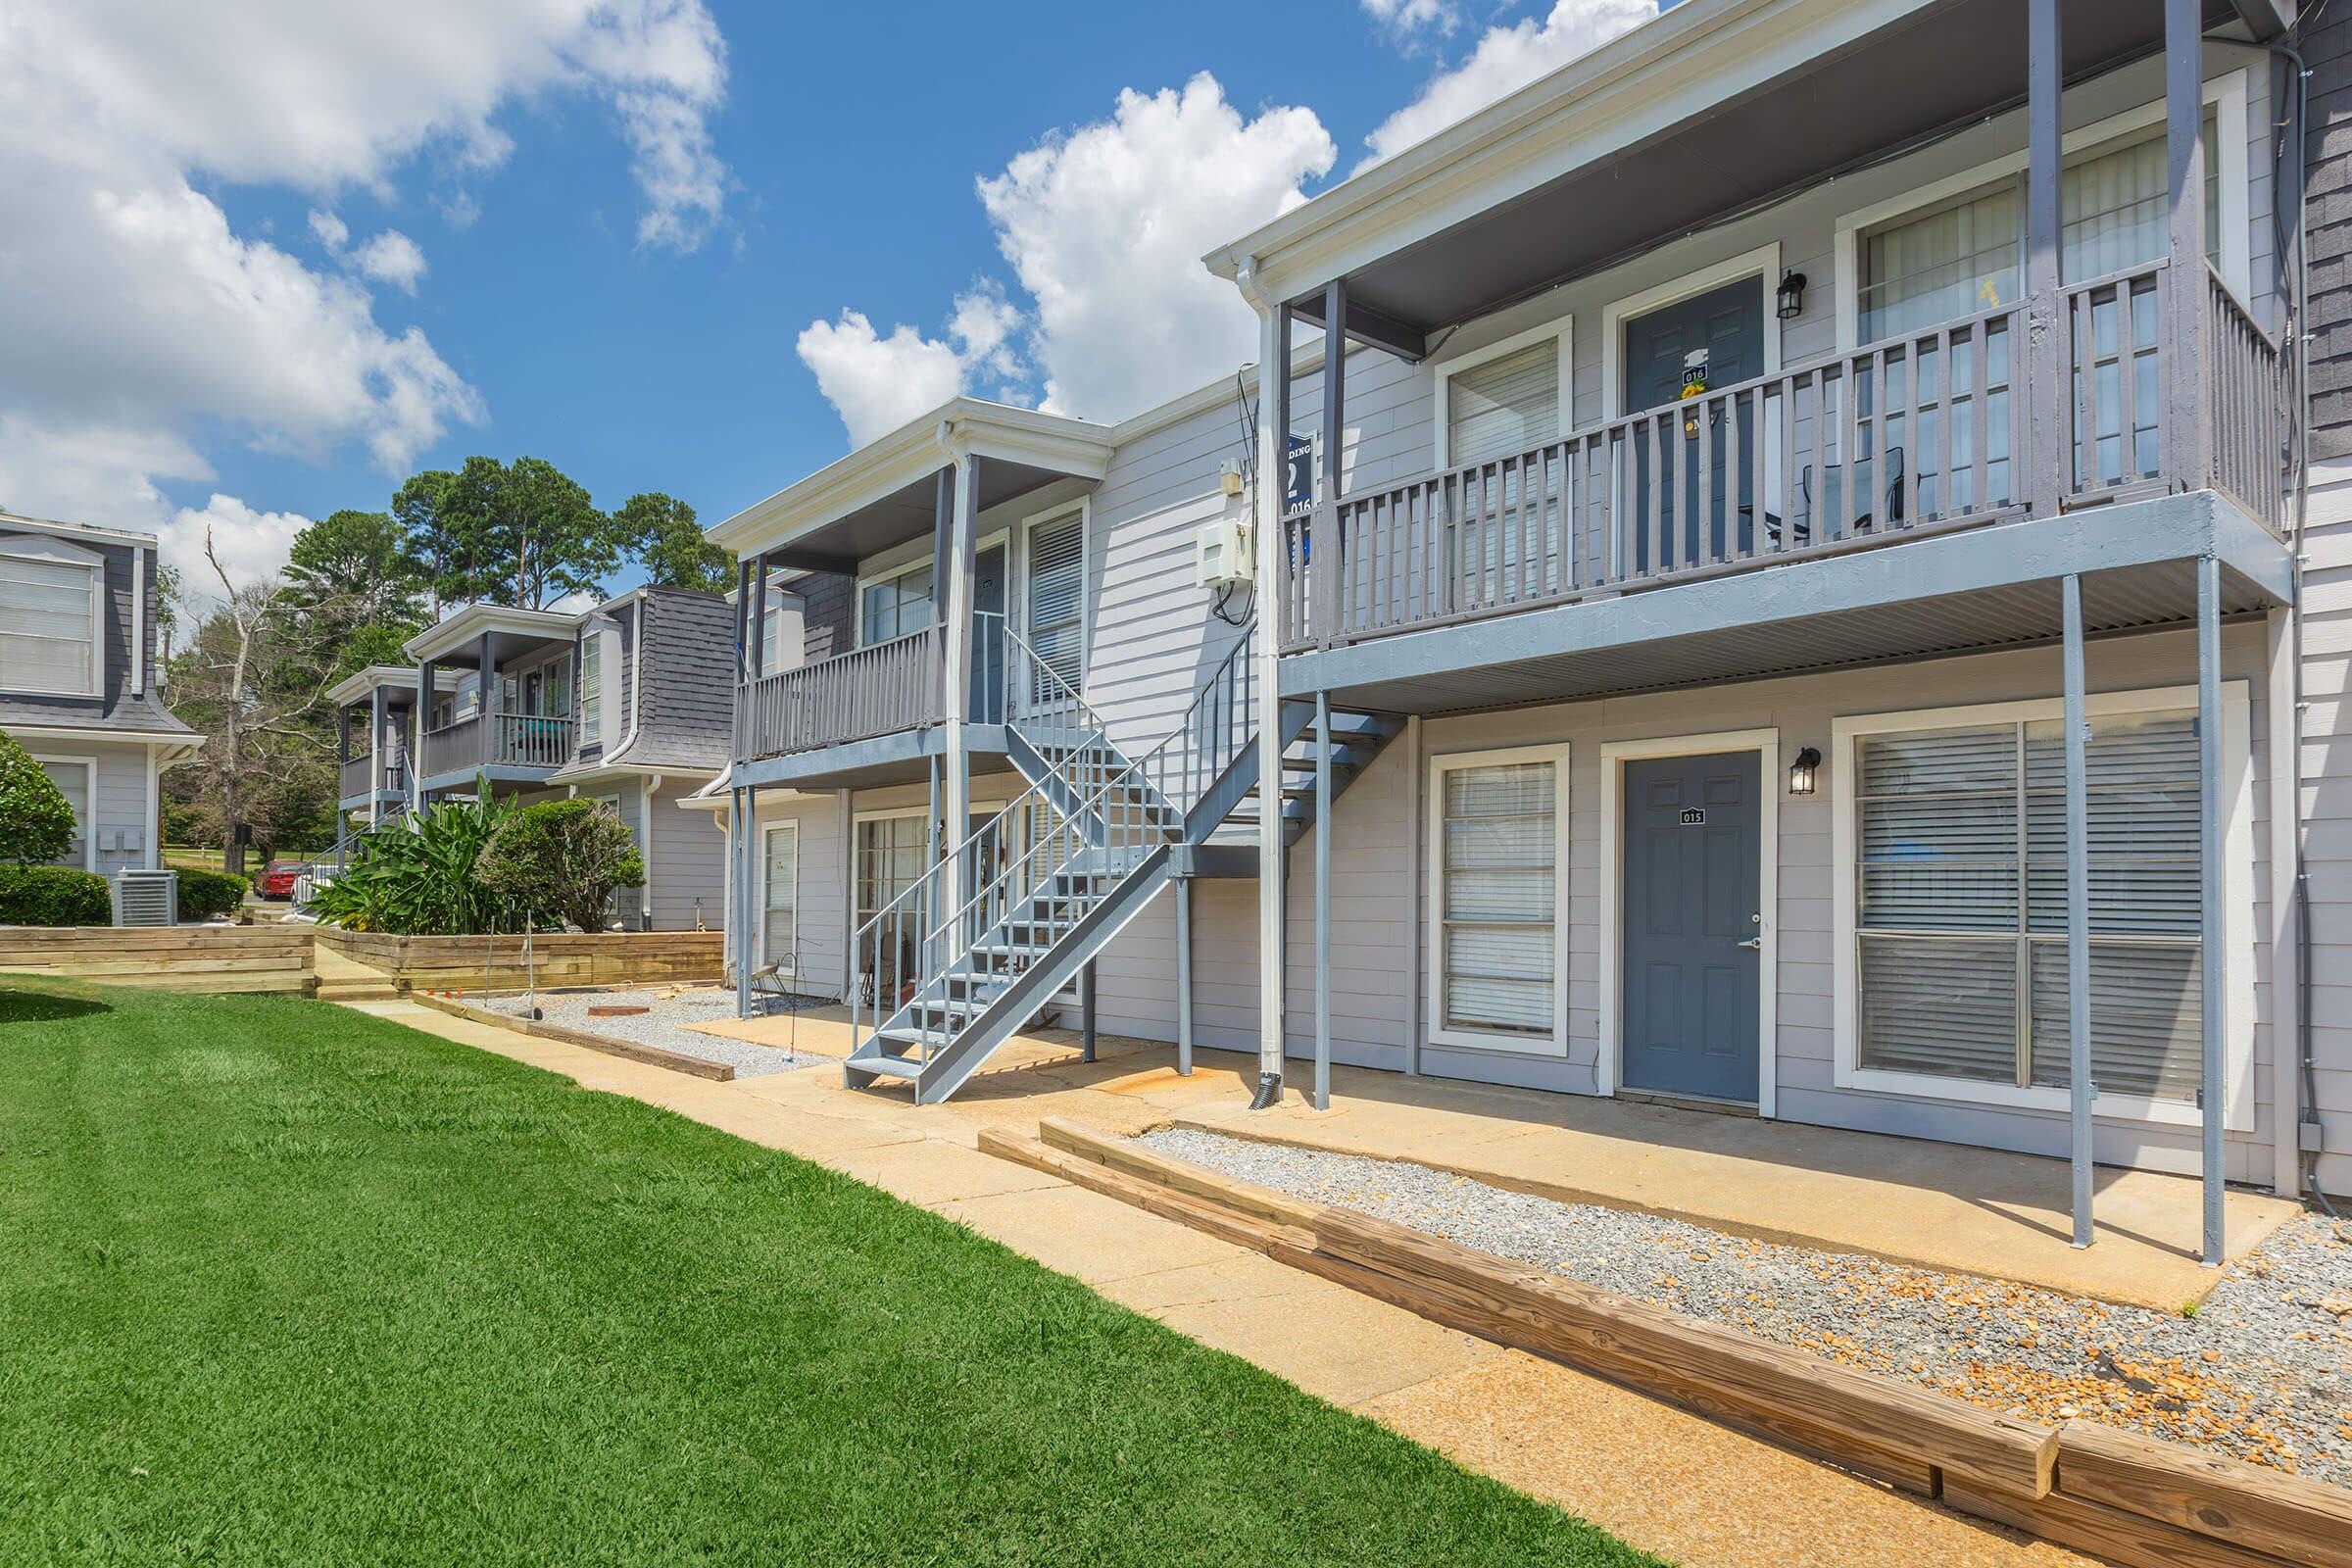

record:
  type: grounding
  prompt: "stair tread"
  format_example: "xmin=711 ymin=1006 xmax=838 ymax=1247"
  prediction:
xmin=849 ymin=1051 xmax=925 ymax=1078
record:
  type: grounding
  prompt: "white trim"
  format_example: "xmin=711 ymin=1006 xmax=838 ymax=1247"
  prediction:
xmin=760 ymin=819 xmax=800 ymax=975
xmin=1834 ymin=71 xmax=2253 ymax=352
xmin=27 ymin=752 xmax=99 ymax=872
xmin=1432 ymin=316 xmax=1575 ymax=469
xmin=1600 ymin=242 xmax=1782 ymax=422
xmin=1596 ymin=728 xmax=1782 ymax=1115
xmin=1828 ymin=682 xmax=2257 ymax=1132
xmin=0 ymin=533 xmax=106 ymax=699
xmin=1018 ymin=499 xmax=1090 ymax=697
xmin=1423 ymin=741 xmax=1574 ymax=1056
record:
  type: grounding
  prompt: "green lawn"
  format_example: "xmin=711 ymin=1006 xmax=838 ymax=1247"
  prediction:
xmin=0 ymin=977 xmax=1654 ymax=1567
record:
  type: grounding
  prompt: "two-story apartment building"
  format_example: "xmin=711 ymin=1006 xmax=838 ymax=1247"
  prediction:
xmin=327 ymin=585 xmax=733 ymax=931
xmin=0 ymin=512 xmax=201 ymax=875
xmin=715 ymin=0 xmax=2336 ymax=1256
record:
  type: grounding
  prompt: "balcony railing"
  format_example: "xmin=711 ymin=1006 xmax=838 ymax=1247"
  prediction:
xmin=419 ymin=712 xmax=576 ymax=778
xmin=338 ymin=752 xmax=408 ymax=799
xmin=1279 ymin=260 xmax=2283 ymax=652
xmin=736 ymin=625 xmax=946 ymax=762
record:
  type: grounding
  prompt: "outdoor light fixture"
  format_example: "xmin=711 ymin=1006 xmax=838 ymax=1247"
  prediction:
xmin=1777 ymin=270 xmax=1807 ymax=320
xmin=1788 ymin=747 xmax=1822 ymax=796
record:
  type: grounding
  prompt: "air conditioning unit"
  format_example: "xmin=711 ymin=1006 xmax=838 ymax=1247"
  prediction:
xmin=1196 ymin=517 xmax=1253 ymax=592
xmin=112 ymin=867 xmax=178 ymax=927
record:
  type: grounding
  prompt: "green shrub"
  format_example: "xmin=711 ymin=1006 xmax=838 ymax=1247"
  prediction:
xmin=310 ymin=782 xmax=552 ymax=935
xmin=474 ymin=798 xmax=644 ymax=934
xmin=174 ymin=867 xmax=246 ymax=920
xmin=0 ymin=731 xmax=75 ymax=865
xmin=0 ymin=865 xmax=111 ymax=927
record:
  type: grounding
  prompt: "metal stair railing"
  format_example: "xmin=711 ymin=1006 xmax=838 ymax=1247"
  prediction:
xmin=855 ymin=625 xmax=1257 ymax=1072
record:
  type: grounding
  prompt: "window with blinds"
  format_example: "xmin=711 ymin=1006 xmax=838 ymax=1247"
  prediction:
xmin=1025 ymin=513 xmax=1085 ymax=698
xmin=1852 ymin=709 xmax=2203 ymax=1102
xmin=861 ymin=564 xmax=933 ymax=646
xmin=1446 ymin=337 xmax=1561 ymax=469
xmin=579 ymin=635 xmax=603 ymax=745
xmin=1858 ymin=114 xmax=2222 ymax=344
xmin=1437 ymin=758 xmax=1558 ymax=1041
xmin=762 ymin=823 xmax=799 ymax=970
xmin=0 ymin=549 xmax=99 ymax=696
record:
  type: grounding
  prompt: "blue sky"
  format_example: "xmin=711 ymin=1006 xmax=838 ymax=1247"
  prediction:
xmin=0 ymin=0 xmax=1668 ymax=600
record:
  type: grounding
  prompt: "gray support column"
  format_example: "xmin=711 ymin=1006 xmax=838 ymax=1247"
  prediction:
xmin=1080 ymin=960 xmax=1097 ymax=1064
xmin=1175 ymin=875 xmax=1195 ymax=1076
xmin=1253 ymin=301 xmax=1289 ymax=1106
xmin=734 ymin=786 xmax=753 ymax=1017
xmin=838 ymin=788 xmax=855 ymax=1006
xmin=746 ymin=553 xmax=767 ymax=680
xmin=735 ymin=558 xmax=754 ymax=683
xmin=2025 ymin=0 xmax=2065 ymax=515
xmin=1313 ymin=689 xmax=1333 ymax=1112
xmin=2062 ymin=573 xmax=2094 ymax=1248
xmin=2197 ymin=554 xmax=2226 ymax=1265
xmin=415 ymin=659 xmax=435 ymax=808
xmin=370 ymin=686 xmax=389 ymax=822
xmin=336 ymin=701 xmax=353 ymax=766
xmin=477 ymin=630 xmax=498 ymax=765
xmin=1322 ymin=280 xmax=1347 ymax=507
xmin=940 ymin=454 xmax=978 ymax=934
xmin=925 ymin=755 xmax=941 ymax=978
xmin=1404 ymin=714 xmax=1424 ymax=1077
xmin=2167 ymin=0 xmax=2210 ymax=493
xmin=2266 ymin=608 xmax=2303 ymax=1198
xmin=932 ymin=467 xmax=955 ymax=611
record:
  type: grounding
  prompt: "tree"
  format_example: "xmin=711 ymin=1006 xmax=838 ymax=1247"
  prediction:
xmin=473 ymin=798 xmax=645 ymax=933
xmin=619 ymin=492 xmax=732 ymax=595
xmin=0 ymin=729 xmax=75 ymax=864
xmin=281 ymin=509 xmax=430 ymax=686
xmin=404 ymin=456 xmax=623 ymax=611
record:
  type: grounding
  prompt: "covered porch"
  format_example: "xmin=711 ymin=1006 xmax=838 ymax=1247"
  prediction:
xmin=406 ymin=604 xmax=581 ymax=795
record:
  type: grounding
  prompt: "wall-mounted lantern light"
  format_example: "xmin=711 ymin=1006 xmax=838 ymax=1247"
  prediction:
xmin=1777 ymin=270 xmax=1808 ymax=320
xmin=1788 ymin=746 xmax=1822 ymax=797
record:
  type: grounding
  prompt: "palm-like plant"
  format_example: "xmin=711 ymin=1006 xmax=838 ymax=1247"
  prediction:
xmin=311 ymin=781 xmax=554 ymax=935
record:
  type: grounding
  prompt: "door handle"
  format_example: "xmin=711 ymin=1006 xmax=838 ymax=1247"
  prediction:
xmin=1737 ymin=937 xmax=1763 ymax=952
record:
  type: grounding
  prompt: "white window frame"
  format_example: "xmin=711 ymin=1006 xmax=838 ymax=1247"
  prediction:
xmin=1431 ymin=317 xmax=1574 ymax=470
xmin=1018 ymin=502 xmax=1088 ymax=694
xmin=761 ymin=820 xmax=800 ymax=976
xmin=1834 ymin=72 xmax=2252 ymax=353
xmin=1423 ymin=741 xmax=1572 ymax=1055
xmin=578 ymin=630 xmax=605 ymax=747
xmin=1829 ymin=682 xmax=2256 ymax=1130
xmin=0 ymin=535 xmax=106 ymax=699
xmin=1600 ymin=242 xmax=1784 ymax=422
xmin=1595 ymin=728 xmax=1782 ymax=1115
xmin=853 ymin=557 xmax=938 ymax=649
xmin=28 ymin=753 xmax=97 ymax=872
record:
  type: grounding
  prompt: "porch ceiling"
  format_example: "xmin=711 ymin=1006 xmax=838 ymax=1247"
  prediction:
xmin=778 ymin=461 xmax=1072 ymax=571
xmin=1289 ymin=0 xmax=2247 ymax=342
xmin=1282 ymin=491 xmax=2291 ymax=716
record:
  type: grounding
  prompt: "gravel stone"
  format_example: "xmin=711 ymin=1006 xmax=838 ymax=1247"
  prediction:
xmin=1137 ymin=1128 xmax=2352 ymax=1487
xmin=489 ymin=986 xmax=822 ymax=1079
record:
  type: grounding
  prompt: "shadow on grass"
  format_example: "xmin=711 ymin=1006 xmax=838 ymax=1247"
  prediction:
xmin=0 ymin=987 xmax=112 ymax=1024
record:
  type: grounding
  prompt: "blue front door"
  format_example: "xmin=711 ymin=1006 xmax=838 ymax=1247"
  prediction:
xmin=1620 ymin=751 xmax=1762 ymax=1102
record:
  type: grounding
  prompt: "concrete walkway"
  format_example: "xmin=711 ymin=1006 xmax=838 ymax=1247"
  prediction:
xmin=346 ymin=995 xmax=2103 ymax=1568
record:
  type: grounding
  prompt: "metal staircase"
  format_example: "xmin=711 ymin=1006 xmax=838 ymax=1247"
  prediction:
xmin=843 ymin=622 xmax=1400 ymax=1103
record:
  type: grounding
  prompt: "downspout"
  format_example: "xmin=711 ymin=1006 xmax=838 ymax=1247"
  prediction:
xmin=642 ymin=772 xmax=662 ymax=933
xmin=1235 ymin=253 xmax=1288 ymax=1110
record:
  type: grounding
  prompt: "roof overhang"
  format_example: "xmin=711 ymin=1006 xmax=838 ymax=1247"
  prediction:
xmin=1205 ymin=0 xmax=2265 ymax=340
xmin=710 ymin=398 xmax=1117 ymax=565
xmin=324 ymin=665 xmax=420 ymax=706
xmin=404 ymin=603 xmax=579 ymax=664
xmin=0 ymin=510 xmax=157 ymax=550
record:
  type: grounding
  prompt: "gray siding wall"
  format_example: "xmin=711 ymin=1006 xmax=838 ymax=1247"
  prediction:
xmin=2309 ymin=12 xmax=2352 ymax=462
xmin=646 ymin=776 xmax=726 ymax=932
xmin=742 ymin=791 xmax=848 ymax=995
xmin=22 ymin=739 xmax=157 ymax=875
xmin=800 ymin=573 xmax=854 ymax=665
xmin=633 ymin=589 xmax=734 ymax=769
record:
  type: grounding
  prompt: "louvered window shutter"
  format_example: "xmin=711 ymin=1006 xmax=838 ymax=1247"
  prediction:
xmin=1854 ymin=710 xmax=2203 ymax=1101
xmin=1439 ymin=760 xmax=1557 ymax=1038
xmin=1447 ymin=340 xmax=1560 ymax=469
xmin=1025 ymin=514 xmax=1085 ymax=698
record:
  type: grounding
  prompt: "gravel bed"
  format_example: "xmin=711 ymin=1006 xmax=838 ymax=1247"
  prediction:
xmin=1138 ymin=1128 xmax=2352 ymax=1486
xmin=488 ymin=987 xmax=823 ymax=1079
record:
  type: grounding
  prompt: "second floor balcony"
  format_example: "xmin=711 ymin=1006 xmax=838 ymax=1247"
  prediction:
xmin=1277 ymin=259 xmax=2283 ymax=652
xmin=419 ymin=711 xmax=578 ymax=785
xmin=338 ymin=749 xmax=409 ymax=804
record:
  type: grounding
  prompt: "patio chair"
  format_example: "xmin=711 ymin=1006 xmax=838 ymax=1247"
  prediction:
xmin=1784 ymin=444 xmax=1905 ymax=548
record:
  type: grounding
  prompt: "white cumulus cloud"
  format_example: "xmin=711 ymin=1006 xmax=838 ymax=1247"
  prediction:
xmin=161 ymin=494 xmax=313 ymax=597
xmin=795 ymin=287 xmax=1029 ymax=448
xmin=1361 ymin=0 xmax=1461 ymax=41
xmin=1361 ymin=0 xmax=1656 ymax=168
xmin=352 ymin=230 xmax=428 ymax=295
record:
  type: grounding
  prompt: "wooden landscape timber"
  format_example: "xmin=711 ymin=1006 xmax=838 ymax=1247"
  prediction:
xmin=407 ymin=991 xmax=735 ymax=1082
xmin=984 ymin=1116 xmax=2352 ymax=1568
xmin=0 ymin=925 xmax=316 ymax=995
xmin=314 ymin=928 xmax=721 ymax=993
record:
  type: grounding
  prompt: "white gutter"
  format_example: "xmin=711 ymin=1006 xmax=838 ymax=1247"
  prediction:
xmin=641 ymin=771 xmax=662 ymax=930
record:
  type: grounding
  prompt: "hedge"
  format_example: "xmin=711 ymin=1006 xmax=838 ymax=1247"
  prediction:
xmin=175 ymin=867 xmax=247 ymax=921
xmin=0 ymin=866 xmax=112 ymax=927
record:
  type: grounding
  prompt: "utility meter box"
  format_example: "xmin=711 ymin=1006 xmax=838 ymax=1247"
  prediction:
xmin=1196 ymin=517 xmax=1253 ymax=592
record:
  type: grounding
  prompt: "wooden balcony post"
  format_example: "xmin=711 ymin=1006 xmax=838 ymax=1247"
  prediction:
xmin=747 ymin=551 xmax=767 ymax=684
xmin=941 ymin=451 xmax=979 ymax=927
xmin=336 ymin=701 xmax=352 ymax=767
xmin=1249 ymin=283 xmax=1289 ymax=1105
xmin=2024 ymin=0 xmax=2064 ymax=515
xmin=2166 ymin=0 xmax=2210 ymax=493
xmin=369 ymin=685 xmax=389 ymax=820
xmin=415 ymin=659 xmax=434 ymax=804
xmin=1321 ymin=278 xmax=1348 ymax=646
xmin=477 ymin=630 xmax=498 ymax=763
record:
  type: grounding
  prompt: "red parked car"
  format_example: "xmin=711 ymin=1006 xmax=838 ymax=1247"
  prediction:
xmin=255 ymin=860 xmax=308 ymax=900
